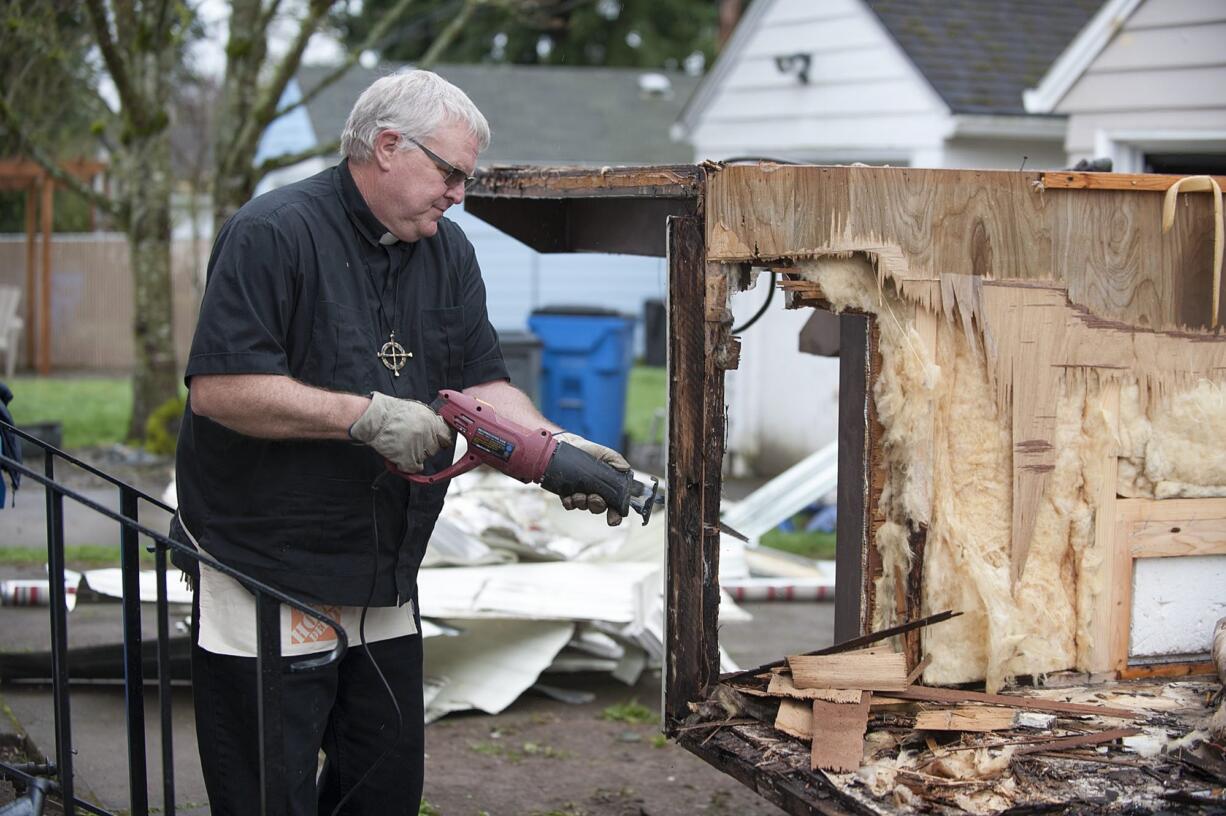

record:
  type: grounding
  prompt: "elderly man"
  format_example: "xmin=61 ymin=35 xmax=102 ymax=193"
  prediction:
xmin=174 ymin=70 xmax=627 ymax=815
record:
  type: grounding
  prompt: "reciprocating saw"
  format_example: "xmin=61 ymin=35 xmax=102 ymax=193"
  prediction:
xmin=387 ymin=389 xmax=663 ymax=525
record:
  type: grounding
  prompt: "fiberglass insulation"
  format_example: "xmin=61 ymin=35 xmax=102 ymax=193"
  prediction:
xmin=798 ymin=257 xmax=1172 ymax=690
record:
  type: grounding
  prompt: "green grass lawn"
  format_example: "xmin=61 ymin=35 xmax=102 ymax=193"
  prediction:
xmin=624 ymin=364 xmax=667 ymax=445
xmin=4 ymin=368 xmax=670 ymax=450
xmin=6 ymin=375 xmax=131 ymax=448
xmin=0 ymin=545 xmax=153 ymax=569
xmin=759 ymin=530 xmax=836 ymax=560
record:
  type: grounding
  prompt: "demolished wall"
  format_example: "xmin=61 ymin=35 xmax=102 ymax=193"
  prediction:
xmin=797 ymin=256 xmax=1226 ymax=690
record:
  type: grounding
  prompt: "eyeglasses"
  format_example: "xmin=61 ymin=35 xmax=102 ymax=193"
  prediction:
xmin=408 ymin=138 xmax=476 ymax=190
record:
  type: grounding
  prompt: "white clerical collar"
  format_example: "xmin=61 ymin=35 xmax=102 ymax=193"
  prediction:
xmin=379 ymin=232 xmax=398 ymax=246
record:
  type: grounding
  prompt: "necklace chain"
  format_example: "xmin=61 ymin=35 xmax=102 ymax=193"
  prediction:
xmin=351 ymin=245 xmax=412 ymax=378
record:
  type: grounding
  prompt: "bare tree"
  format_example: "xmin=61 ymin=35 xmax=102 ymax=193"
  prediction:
xmin=210 ymin=0 xmax=484 ymax=228
xmin=1 ymin=0 xmax=187 ymax=440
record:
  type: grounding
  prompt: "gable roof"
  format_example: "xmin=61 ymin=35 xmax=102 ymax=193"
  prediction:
xmin=296 ymin=63 xmax=700 ymax=166
xmin=864 ymin=0 xmax=1104 ymax=115
xmin=1023 ymin=0 xmax=1143 ymax=113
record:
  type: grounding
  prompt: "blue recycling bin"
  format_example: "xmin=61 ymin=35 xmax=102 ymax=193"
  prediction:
xmin=528 ymin=307 xmax=635 ymax=451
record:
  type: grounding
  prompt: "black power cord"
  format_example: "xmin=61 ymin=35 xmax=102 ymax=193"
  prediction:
xmin=327 ymin=473 xmax=405 ymax=816
xmin=731 ymin=270 xmax=777 ymax=334
xmin=717 ymin=156 xmax=795 ymax=336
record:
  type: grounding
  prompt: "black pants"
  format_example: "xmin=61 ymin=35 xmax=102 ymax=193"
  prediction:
xmin=190 ymin=603 xmax=425 ymax=816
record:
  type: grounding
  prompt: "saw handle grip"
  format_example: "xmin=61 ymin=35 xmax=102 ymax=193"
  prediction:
xmin=540 ymin=441 xmax=633 ymax=517
xmin=389 ymin=452 xmax=483 ymax=484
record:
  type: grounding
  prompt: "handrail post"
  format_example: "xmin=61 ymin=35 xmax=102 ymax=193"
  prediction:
xmin=154 ymin=544 xmax=175 ymax=814
xmin=255 ymin=594 xmax=287 ymax=816
xmin=43 ymin=454 xmax=74 ymax=816
xmin=119 ymin=487 xmax=149 ymax=816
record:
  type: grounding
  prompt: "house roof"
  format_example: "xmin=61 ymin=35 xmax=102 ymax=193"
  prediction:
xmin=864 ymin=0 xmax=1104 ymax=115
xmin=296 ymin=63 xmax=700 ymax=166
xmin=1023 ymin=0 xmax=1143 ymax=113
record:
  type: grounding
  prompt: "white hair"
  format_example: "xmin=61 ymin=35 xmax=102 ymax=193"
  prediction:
xmin=340 ymin=69 xmax=491 ymax=162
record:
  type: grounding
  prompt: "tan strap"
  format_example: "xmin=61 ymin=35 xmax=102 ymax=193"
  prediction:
xmin=1162 ymin=175 xmax=1224 ymax=327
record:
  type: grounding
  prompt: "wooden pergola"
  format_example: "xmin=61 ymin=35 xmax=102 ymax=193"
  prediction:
xmin=0 ymin=158 xmax=107 ymax=374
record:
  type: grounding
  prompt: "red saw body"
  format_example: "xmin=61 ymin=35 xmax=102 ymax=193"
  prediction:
xmin=389 ymin=389 xmax=661 ymax=525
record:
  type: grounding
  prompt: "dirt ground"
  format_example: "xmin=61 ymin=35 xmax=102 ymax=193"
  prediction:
xmin=421 ymin=672 xmax=781 ymax=816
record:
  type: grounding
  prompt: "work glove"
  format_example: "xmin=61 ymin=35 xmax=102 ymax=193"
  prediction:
xmin=554 ymin=432 xmax=631 ymax=527
xmin=349 ymin=392 xmax=452 ymax=474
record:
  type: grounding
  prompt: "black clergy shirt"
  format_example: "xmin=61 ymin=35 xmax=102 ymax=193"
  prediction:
xmin=174 ymin=160 xmax=508 ymax=606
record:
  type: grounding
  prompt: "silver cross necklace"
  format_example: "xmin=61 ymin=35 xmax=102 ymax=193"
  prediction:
xmin=356 ymin=234 xmax=412 ymax=377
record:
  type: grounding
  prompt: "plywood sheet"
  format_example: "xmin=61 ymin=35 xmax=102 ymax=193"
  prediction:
xmin=707 ymin=164 xmax=1221 ymax=329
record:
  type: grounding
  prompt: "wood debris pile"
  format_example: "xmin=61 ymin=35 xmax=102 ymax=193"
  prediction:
xmin=682 ymin=618 xmax=1226 ymax=814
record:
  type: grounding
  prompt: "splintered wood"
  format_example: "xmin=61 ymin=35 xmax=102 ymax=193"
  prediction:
xmin=787 ymin=652 xmax=908 ymax=691
xmin=772 ymin=694 xmax=874 ymax=773
xmin=767 ymin=672 xmax=863 ymax=703
xmin=681 ymin=606 xmax=1222 ymax=813
xmin=702 ymin=665 xmax=1224 ymax=815
xmin=914 ymin=706 xmax=1018 ymax=732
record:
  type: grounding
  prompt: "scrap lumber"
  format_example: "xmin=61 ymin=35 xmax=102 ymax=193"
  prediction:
xmin=1213 ymin=618 xmax=1226 ymax=740
xmin=1040 ymin=170 xmax=1226 ymax=192
xmin=906 ymin=654 xmax=932 ymax=685
xmin=811 ymin=693 xmax=872 ymax=773
xmin=889 ymin=685 xmax=1138 ymax=719
xmin=788 ymin=652 xmax=908 ymax=692
xmin=767 ymin=672 xmax=862 ymax=703
xmin=719 ymin=609 xmax=960 ymax=685
xmin=914 ymin=706 xmax=1020 ymax=732
xmin=774 ymin=698 xmax=814 ymax=740
xmin=1013 ymin=728 xmax=1141 ymax=756
xmin=1215 ymin=617 xmax=1226 ymax=686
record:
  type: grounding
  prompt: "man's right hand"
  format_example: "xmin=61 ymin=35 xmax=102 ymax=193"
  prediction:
xmin=348 ymin=393 xmax=452 ymax=473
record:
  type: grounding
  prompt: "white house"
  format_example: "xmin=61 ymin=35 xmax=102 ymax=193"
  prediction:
xmin=673 ymin=0 xmax=1106 ymax=475
xmin=1024 ymin=0 xmax=1226 ymax=175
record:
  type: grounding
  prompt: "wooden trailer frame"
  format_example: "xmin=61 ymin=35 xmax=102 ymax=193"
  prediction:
xmin=465 ymin=163 xmax=1226 ymax=814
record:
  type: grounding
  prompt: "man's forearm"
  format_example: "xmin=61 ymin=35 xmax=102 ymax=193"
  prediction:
xmin=463 ymin=379 xmax=561 ymax=433
xmin=190 ymin=374 xmax=370 ymax=440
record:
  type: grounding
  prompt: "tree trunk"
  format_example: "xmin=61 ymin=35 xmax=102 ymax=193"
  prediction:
xmin=121 ymin=127 xmax=178 ymax=441
xmin=211 ymin=0 xmax=267 ymax=234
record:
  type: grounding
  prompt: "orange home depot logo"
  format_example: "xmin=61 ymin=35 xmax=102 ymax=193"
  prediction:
xmin=290 ymin=605 xmax=341 ymax=645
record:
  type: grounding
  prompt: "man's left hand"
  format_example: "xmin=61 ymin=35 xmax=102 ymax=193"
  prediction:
xmin=553 ymin=432 xmax=631 ymax=526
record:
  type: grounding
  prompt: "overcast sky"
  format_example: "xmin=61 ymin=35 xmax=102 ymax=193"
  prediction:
xmin=189 ymin=0 xmax=349 ymax=78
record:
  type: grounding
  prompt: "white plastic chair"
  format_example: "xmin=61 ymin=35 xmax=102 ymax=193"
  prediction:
xmin=0 ymin=285 xmax=25 ymax=379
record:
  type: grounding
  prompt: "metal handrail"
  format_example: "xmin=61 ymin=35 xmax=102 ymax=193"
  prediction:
xmin=0 ymin=421 xmax=349 ymax=816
